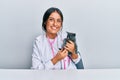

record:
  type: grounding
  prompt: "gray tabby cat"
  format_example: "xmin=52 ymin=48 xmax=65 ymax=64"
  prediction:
xmin=62 ymin=32 xmax=84 ymax=69
xmin=62 ymin=32 xmax=78 ymax=55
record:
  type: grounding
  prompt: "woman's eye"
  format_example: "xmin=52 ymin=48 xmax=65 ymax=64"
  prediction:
xmin=57 ymin=19 xmax=62 ymax=23
xmin=48 ymin=18 xmax=62 ymax=23
xmin=49 ymin=18 xmax=54 ymax=21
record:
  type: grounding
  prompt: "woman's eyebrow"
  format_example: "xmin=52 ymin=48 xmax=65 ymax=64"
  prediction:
xmin=48 ymin=17 xmax=54 ymax=18
xmin=49 ymin=17 xmax=61 ymax=19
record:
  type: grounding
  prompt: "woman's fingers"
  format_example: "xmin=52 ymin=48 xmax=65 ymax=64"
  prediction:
xmin=64 ymin=40 xmax=75 ymax=53
xmin=57 ymin=49 xmax=68 ymax=58
xmin=67 ymin=40 xmax=74 ymax=44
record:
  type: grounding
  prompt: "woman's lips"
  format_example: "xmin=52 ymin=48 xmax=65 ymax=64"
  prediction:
xmin=51 ymin=26 xmax=57 ymax=30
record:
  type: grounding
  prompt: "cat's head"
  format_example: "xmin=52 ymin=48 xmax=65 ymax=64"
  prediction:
xmin=67 ymin=32 xmax=76 ymax=42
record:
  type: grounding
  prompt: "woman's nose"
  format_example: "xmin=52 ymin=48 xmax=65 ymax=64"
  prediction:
xmin=53 ymin=20 xmax=57 ymax=26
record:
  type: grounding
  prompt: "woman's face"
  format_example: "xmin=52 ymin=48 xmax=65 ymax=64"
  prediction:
xmin=45 ymin=11 xmax=62 ymax=35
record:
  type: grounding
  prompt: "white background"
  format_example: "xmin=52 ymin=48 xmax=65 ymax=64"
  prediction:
xmin=0 ymin=0 xmax=120 ymax=69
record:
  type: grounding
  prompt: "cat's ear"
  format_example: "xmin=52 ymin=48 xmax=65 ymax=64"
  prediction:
xmin=66 ymin=31 xmax=69 ymax=34
xmin=74 ymin=33 xmax=76 ymax=36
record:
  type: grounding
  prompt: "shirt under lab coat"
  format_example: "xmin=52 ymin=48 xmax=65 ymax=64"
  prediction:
xmin=31 ymin=32 xmax=81 ymax=70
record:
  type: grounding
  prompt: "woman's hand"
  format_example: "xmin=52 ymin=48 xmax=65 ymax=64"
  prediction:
xmin=51 ymin=49 xmax=68 ymax=65
xmin=64 ymin=40 xmax=78 ymax=59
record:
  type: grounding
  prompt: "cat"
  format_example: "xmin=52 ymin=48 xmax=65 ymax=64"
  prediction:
xmin=62 ymin=32 xmax=84 ymax=69
xmin=62 ymin=32 xmax=78 ymax=55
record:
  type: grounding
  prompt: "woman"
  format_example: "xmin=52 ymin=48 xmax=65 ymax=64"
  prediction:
xmin=31 ymin=7 xmax=82 ymax=70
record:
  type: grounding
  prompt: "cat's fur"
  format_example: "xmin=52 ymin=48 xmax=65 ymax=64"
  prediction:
xmin=62 ymin=32 xmax=78 ymax=55
xmin=62 ymin=32 xmax=84 ymax=69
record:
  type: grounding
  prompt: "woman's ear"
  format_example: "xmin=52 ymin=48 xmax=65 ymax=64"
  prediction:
xmin=44 ymin=22 xmax=46 ymax=25
xmin=43 ymin=22 xmax=47 ymax=28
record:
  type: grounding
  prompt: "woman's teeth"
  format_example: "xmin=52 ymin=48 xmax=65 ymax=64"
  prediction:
xmin=52 ymin=27 xmax=57 ymax=30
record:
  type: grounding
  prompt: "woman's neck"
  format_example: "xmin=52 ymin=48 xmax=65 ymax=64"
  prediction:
xmin=46 ymin=33 xmax=57 ymax=39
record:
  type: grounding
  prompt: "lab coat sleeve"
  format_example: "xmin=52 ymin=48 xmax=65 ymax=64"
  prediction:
xmin=31 ymin=39 xmax=44 ymax=69
xmin=72 ymin=52 xmax=81 ymax=64
xmin=31 ymin=39 xmax=55 ymax=70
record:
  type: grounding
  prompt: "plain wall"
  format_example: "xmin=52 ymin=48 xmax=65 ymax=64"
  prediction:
xmin=0 ymin=0 xmax=120 ymax=69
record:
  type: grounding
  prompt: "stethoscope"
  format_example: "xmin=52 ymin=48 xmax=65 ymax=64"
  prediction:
xmin=47 ymin=34 xmax=70 ymax=69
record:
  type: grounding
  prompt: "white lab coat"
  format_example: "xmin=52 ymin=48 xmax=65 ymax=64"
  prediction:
xmin=31 ymin=32 xmax=81 ymax=70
